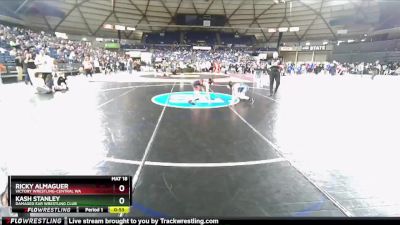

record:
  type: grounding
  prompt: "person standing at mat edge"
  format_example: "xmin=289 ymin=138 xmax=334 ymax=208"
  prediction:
xmin=83 ymin=56 xmax=93 ymax=77
xmin=266 ymin=52 xmax=282 ymax=97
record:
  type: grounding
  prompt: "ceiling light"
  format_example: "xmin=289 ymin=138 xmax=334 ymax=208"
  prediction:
xmin=115 ymin=25 xmax=125 ymax=31
xmin=103 ymin=24 xmax=113 ymax=29
xmin=278 ymin=27 xmax=288 ymax=32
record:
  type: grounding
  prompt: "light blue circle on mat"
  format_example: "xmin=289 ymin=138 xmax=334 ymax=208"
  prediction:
xmin=151 ymin=91 xmax=239 ymax=109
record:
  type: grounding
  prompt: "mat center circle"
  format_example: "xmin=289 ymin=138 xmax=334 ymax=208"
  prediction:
xmin=151 ymin=91 xmax=239 ymax=109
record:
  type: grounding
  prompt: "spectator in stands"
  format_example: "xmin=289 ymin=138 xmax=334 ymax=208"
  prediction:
xmin=0 ymin=63 xmax=6 ymax=84
xmin=34 ymin=50 xmax=46 ymax=70
xmin=161 ymin=59 xmax=168 ymax=76
xmin=82 ymin=56 xmax=93 ymax=77
xmin=93 ymin=57 xmax=100 ymax=74
xmin=69 ymin=51 xmax=75 ymax=63
xmin=25 ymin=51 xmax=36 ymax=86
xmin=127 ymin=57 xmax=133 ymax=74
xmin=15 ymin=52 xmax=24 ymax=81
xmin=9 ymin=48 xmax=16 ymax=57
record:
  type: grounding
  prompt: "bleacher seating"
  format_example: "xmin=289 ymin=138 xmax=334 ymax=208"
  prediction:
xmin=385 ymin=51 xmax=400 ymax=62
xmin=220 ymin=33 xmax=256 ymax=45
xmin=144 ymin=31 xmax=256 ymax=46
xmin=185 ymin=31 xmax=217 ymax=45
xmin=144 ymin=32 xmax=181 ymax=44
xmin=332 ymin=39 xmax=400 ymax=63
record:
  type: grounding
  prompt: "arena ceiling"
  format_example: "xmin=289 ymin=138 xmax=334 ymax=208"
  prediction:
xmin=1 ymin=0 xmax=384 ymax=42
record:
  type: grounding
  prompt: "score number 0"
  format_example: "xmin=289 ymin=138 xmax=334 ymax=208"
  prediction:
xmin=118 ymin=184 xmax=126 ymax=205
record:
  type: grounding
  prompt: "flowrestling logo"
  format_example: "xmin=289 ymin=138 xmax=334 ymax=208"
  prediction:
xmin=151 ymin=91 xmax=239 ymax=109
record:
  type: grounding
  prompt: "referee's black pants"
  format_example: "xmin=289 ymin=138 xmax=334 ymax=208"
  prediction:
xmin=269 ymin=69 xmax=280 ymax=95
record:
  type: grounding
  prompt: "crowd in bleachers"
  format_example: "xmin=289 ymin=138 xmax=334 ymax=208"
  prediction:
xmin=0 ymin=24 xmax=139 ymax=89
xmin=151 ymin=44 xmax=400 ymax=77
xmin=153 ymin=46 xmax=247 ymax=71
xmin=0 ymin=24 xmax=128 ymax=76
xmin=285 ymin=61 xmax=400 ymax=76
xmin=1 ymin=22 xmax=400 ymax=89
xmin=149 ymin=45 xmax=274 ymax=75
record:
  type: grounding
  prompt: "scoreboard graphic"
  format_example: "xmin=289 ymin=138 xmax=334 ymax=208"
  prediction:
xmin=1 ymin=176 xmax=223 ymax=225
xmin=8 ymin=176 xmax=131 ymax=214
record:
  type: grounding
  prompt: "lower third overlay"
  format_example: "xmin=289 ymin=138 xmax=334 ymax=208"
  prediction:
xmin=1 ymin=217 xmax=400 ymax=225
xmin=1 ymin=217 xmax=220 ymax=225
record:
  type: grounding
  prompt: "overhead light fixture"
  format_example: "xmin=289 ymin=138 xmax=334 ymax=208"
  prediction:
xmin=278 ymin=27 xmax=288 ymax=32
xmin=323 ymin=40 xmax=329 ymax=45
xmin=361 ymin=38 xmax=366 ymax=42
xmin=82 ymin=37 xmax=87 ymax=41
xmin=289 ymin=27 xmax=299 ymax=32
xmin=103 ymin=24 xmax=113 ymax=29
xmin=127 ymin=27 xmax=136 ymax=31
xmin=348 ymin=39 xmax=355 ymax=43
xmin=115 ymin=25 xmax=126 ymax=31
xmin=337 ymin=29 xmax=348 ymax=34
xmin=305 ymin=42 xmax=310 ymax=46
xmin=96 ymin=38 xmax=104 ymax=42
xmin=268 ymin=28 xmax=277 ymax=33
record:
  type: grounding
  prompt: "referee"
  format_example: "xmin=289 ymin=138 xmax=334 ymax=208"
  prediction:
xmin=265 ymin=52 xmax=282 ymax=97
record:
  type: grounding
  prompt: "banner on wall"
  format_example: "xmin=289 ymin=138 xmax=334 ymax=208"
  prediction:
xmin=193 ymin=46 xmax=211 ymax=50
xmin=302 ymin=45 xmax=327 ymax=51
xmin=280 ymin=46 xmax=300 ymax=51
xmin=280 ymin=45 xmax=331 ymax=52
xmin=126 ymin=51 xmax=141 ymax=58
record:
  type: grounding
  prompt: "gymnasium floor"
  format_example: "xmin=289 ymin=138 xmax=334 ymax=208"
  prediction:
xmin=1 ymin=72 xmax=400 ymax=217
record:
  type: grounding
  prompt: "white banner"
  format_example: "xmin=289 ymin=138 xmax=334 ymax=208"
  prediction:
xmin=193 ymin=46 xmax=211 ymax=50
xmin=126 ymin=51 xmax=141 ymax=58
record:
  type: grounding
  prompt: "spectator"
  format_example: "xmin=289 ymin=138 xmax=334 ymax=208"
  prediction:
xmin=25 ymin=51 xmax=36 ymax=85
xmin=82 ymin=56 xmax=93 ymax=77
xmin=15 ymin=52 xmax=24 ymax=81
xmin=0 ymin=63 xmax=6 ymax=84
